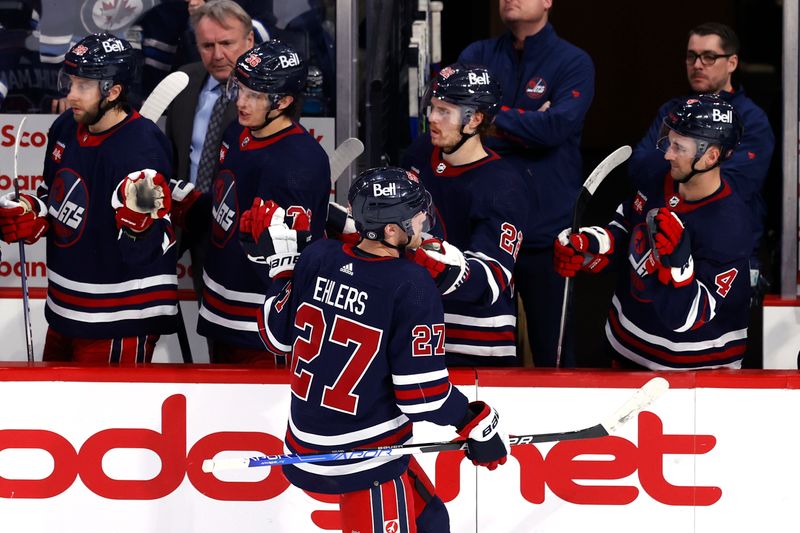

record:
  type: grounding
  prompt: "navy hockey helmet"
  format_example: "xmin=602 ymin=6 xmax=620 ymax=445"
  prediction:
xmin=658 ymin=94 xmax=743 ymax=160
xmin=348 ymin=167 xmax=434 ymax=241
xmin=59 ymin=33 xmax=136 ymax=95
xmin=231 ymin=40 xmax=307 ymax=106
xmin=424 ymin=63 xmax=502 ymax=123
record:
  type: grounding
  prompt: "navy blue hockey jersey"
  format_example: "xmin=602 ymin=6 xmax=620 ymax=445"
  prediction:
xmin=605 ymin=174 xmax=751 ymax=370
xmin=41 ymin=110 xmax=178 ymax=339
xmin=260 ymin=239 xmax=469 ymax=494
xmin=459 ymin=23 xmax=595 ymax=248
xmin=403 ymin=136 xmax=528 ymax=366
xmin=197 ymin=121 xmax=330 ymax=349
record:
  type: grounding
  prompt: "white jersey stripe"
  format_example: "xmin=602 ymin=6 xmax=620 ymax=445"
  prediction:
xmin=397 ymin=387 xmax=452 ymax=414
xmin=445 ymin=343 xmax=517 ymax=357
xmin=391 ymin=369 xmax=449 ymax=386
xmin=198 ymin=306 xmax=259 ymax=332
xmin=285 ymin=445 xmax=402 ymax=476
xmin=263 ymin=296 xmax=292 ymax=352
xmin=466 ymin=256 xmax=500 ymax=304
xmin=611 ymin=295 xmax=747 ymax=351
xmin=48 ymin=269 xmax=176 ymax=294
xmin=444 ymin=313 xmax=516 ymax=328
xmin=203 ymin=271 xmax=267 ymax=304
xmin=289 ymin=412 xmax=410 ymax=447
xmin=46 ymin=297 xmax=177 ymax=323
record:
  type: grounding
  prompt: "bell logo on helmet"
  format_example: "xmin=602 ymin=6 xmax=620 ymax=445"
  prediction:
xmin=101 ymin=39 xmax=126 ymax=54
xmin=373 ymin=183 xmax=397 ymax=197
xmin=72 ymin=44 xmax=89 ymax=56
xmin=467 ymin=71 xmax=490 ymax=86
xmin=711 ymin=109 xmax=733 ymax=123
xmin=245 ymin=54 xmax=261 ymax=67
xmin=279 ymin=53 xmax=301 ymax=69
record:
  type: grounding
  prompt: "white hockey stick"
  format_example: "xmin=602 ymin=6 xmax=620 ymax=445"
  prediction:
xmin=13 ymin=116 xmax=34 ymax=363
xmin=556 ymin=145 xmax=632 ymax=367
xmin=329 ymin=137 xmax=364 ymax=185
xmin=202 ymin=376 xmax=668 ymax=473
xmin=138 ymin=71 xmax=190 ymax=122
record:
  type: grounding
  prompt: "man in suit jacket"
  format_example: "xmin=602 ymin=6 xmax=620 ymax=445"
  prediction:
xmin=165 ymin=0 xmax=254 ymax=299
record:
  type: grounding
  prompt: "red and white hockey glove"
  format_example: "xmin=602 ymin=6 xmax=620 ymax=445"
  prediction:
xmin=409 ymin=236 xmax=470 ymax=295
xmin=240 ymin=198 xmax=312 ymax=278
xmin=112 ymin=169 xmax=172 ymax=233
xmin=645 ymin=208 xmax=694 ymax=287
xmin=326 ymin=201 xmax=360 ymax=245
xmin=553 ymin=226 xmax=613 ymax=277
xmin=456 ymin=401 xmax=510 ymax=471
xmin=0 ymin=192 xmax=49 ymax=244
xmin=169 ymin=179 xmax=202 ymax=229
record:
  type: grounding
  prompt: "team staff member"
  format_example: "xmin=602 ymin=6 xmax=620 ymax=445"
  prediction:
xmin=252 ymin=167 xmax=509 ymax=532
xmin=172 ymin=40 xmax=329 ymax=365
xmin=402 ymin=64 xmax=528 ymax=367
xmin=0 ymin=33 xmax=178 ymax=363
xmin=458 ymin=0 xmax=594 ymax=367
xmin=628 ymin=22 xmax=774 ymax=292
xmin=555 ymin=96 xmax=751 ymax=370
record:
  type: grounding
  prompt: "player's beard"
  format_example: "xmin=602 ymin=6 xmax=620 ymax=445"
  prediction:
xmin=73 ymin=101 xmax=101 ymax=125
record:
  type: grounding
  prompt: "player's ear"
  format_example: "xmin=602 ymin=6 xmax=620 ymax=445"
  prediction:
xmin=277 ymin=94 xmax=294 ymax=111
xmin=106 ymin=83 xmax=123 ymax=104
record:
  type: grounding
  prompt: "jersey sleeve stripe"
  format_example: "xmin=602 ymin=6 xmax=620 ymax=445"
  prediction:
xmin=394 ymin=381 xmax=450 ymax=401
xmin=259 ymin=296 xmax=292 ymax=354
xmin=289 ymin=412 xmax=410 ymax=447
xmin=391 ymin=369 xmax=450 ymax=386
xmin=48 ymin=268 xmax=176 ymax=293
xmin=466 ymin=258 xmax=499 ymax=304
xmin=444 ymin=313 xmax=516 ymax=327
xmin=201 ymin=287 xmax=260 ymax=318
xmin=202 ymin=271 xmax=267 ymax=304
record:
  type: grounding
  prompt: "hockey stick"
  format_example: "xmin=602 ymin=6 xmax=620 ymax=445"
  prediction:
xmin=555 ymin=145 xmax=632 ymax=368
xmin=138 ymin=71 xmax=190 ymax=122
xmin=201 ymin=376 xmax=668 ymax=473
xmin=329 ymin=137 xmax=364 ymax=185
xmin=13 ymin=117 xmax=34 ymax=363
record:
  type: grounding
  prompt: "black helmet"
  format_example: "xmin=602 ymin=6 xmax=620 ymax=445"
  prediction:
xmin=232 ymin=40 xmax=307 ymax=105
xmin=660 ymin=94 xmax=742 ymax=159
xmin=60 ymin=33 xmax=136 ymax=93
xmin=425 ymin=63 xmax=502 ymax=120
xmin=348 ymin=167 xmax=434 ymax=241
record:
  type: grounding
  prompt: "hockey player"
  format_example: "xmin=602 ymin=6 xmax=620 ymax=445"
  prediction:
xmin=554 ymin=95 xmax=751 ymax=370
xmin=401 ymin=64 xmax=528 ymax=367
xmin=171 ymin=39 xmax=330 ymax=365
xmin=251 ymin=167 xmax=509 ymax=533
xmin=0 ymin=33 xmax=178 ymax=363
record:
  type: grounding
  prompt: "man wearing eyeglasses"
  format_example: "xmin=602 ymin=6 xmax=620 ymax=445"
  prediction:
xmin=629 ymin=22 xmax=774 ymax=306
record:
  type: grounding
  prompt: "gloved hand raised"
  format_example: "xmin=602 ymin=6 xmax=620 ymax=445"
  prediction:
xmin=112 ymin=169 xmax=171 ymax=233
xmin=240 ymin=198 xmax=312 ymax=278
xmin=408 ymin=236 xmax=470 ymax=295
xmin=554 ymin=226 xmax=613 ymax=277
xmin=645 ymin=208 xmax=694 ymax=287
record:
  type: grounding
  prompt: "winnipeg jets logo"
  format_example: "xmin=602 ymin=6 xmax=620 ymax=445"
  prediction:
xmin=88 ymin=0 xmax=145 ymax=32
xmin=72 ymin=44 xmax=89 ymax=56
xmin=525 ymin=77 xmax=547 ymax=99
xmin=439 ymin=66 xmax=455 ymax=79
xmin=436 ymin=162 xmax=446 ymax=174
xmin=669 ymin=195 xmax=680 ymax=208
xmin=245 ymin=54 xmax=261 ymax=67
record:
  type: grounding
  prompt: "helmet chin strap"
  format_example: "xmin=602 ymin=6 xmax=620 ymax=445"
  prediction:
xmin=250 ymin=96 xmax=286 ymax=133
xmin=676 ymin=156 xmax=721 ymax=184
xmin=442 ymin=125 xmax=477 ymax=155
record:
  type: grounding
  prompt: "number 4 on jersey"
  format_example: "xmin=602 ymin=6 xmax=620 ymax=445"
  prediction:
xmin=714 ymin=268 xmax=738 ymax=297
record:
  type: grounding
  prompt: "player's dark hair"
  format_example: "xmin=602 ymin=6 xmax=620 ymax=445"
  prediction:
xmin=689 ymin=22 xmax=740 ymax=55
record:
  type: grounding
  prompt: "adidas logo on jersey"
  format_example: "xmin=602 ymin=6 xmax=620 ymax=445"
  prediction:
xmin=339 ymin=263 xmax=354 ymax=275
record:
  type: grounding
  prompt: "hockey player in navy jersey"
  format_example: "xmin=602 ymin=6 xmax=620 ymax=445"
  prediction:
xmin=170 ymin=39 xmax=330 ymax=365
xmin=555 ymin=95 xmax=752 ymax=370
xmin=250 ymin=167 xmax=509 ymax=533
xmin=401 ymin=64 xmax=528 ymax=367
xmin=0 ymin=33 xmax=178 ymax=363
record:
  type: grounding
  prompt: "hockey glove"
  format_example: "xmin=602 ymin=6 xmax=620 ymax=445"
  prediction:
xmin=169 ymin=179 xmax=202 ymax=229
xmin=0 ymin=192 xmax=49 ymax=244
xmin=409 ymin=236 xmax=470 ymax=295
xmin=240 ymin=199 xmax=312 ymax=278
xmin=113 ymin=169 xmax=171 ymax=233
xmin=326 ymin=201 xmax=361 ymax=245
xmin=645 ymin=208 xmax=694 ymax=287
xmin=456 ymin=401 xmax=510 ymax=471
xmin=554 ymin=226 xmax=613 ymax=277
